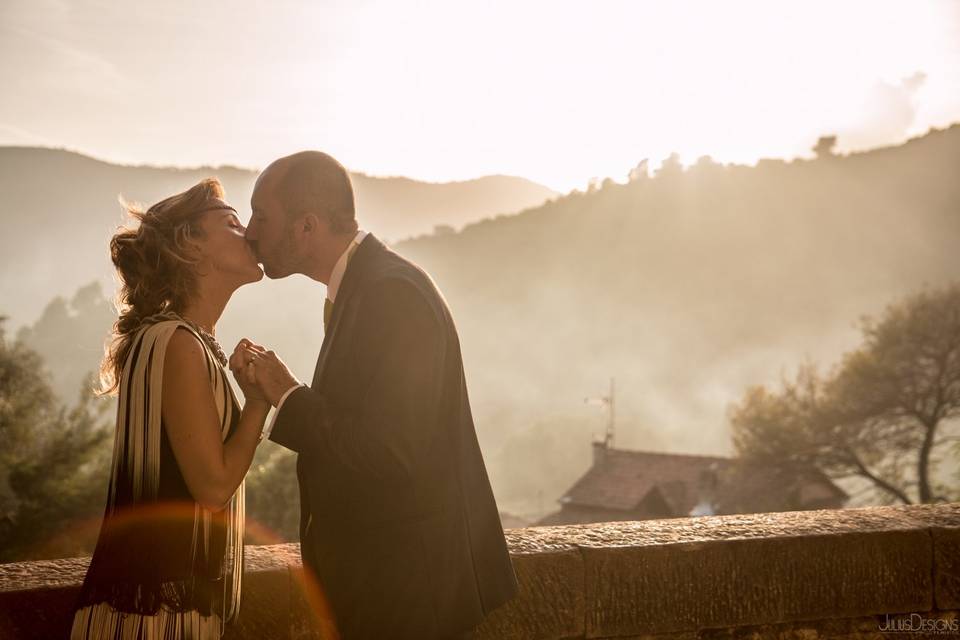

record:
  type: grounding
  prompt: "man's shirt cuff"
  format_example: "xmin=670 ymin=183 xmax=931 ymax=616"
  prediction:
xmin=262 ymin=383 xmax=306 ymax=441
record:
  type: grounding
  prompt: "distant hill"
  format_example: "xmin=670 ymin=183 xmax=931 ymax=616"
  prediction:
xmin=4 ymin=127 xmax=959 ymax=517
xmin=0 ymin=147 xmax=556 ymax=326
xmin=393 ymin=124 xmax=960 ymax=513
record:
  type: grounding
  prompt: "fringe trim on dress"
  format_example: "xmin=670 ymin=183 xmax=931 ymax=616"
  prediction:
xmin=70 ymin=601 xmax=222 ymax=640
xmin=71 ymin=315 xmax=244 ymax=640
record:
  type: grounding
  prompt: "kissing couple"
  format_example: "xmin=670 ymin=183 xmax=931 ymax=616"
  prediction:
xmin=68 ymin=151 xmax=519 ymax=640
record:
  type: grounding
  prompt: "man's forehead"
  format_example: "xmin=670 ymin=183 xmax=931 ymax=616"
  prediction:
xmin=251 ymin=165 xmax=286 ymax=208
xmin=251 ymin=190 xmax=281 ymax=214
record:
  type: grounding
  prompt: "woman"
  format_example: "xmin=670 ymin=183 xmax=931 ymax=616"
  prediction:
xmin=71 ymin=178 xmax=268 ymax=639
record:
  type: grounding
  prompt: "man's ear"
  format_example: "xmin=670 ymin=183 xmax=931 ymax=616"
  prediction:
xmin=301 ymin=213 xmax=318 ymax=234
xmin=300 ymin=212 xmax=330 ymax=236
xmin=287 ymin=213 xmax=310 ymax=242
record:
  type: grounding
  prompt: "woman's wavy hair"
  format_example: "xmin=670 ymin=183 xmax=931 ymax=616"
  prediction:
xmin=99 ymin=178 xmax=225 ymax=395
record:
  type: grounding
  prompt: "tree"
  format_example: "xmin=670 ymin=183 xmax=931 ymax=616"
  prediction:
xmin=813 ymin=135 xmax=838 ymax=159
xmin=0 ymin=317 xmax=57 ymax=472
xmin=17 ymin=281 xmax=115 ymax=402
xmin=2 ymin=299 xmax=312 ymax=556
xmin=0 ymin=319 xmax=113 ymax=561
xmin=693 ymin=155 xmax=718 ymax=169
xmin=628 ymin=159 xmax=649 ymax=182
xmin=729 ymin=282 xmax=960 ymax=506
xmin=243 ymin=444 xmax=300 ymax=543
xmin=655 ymin=152 xmax=684 ymax=178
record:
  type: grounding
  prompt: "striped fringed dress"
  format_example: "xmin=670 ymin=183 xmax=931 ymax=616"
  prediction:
xmin=71 ymin=316 xmax=245 ymax=640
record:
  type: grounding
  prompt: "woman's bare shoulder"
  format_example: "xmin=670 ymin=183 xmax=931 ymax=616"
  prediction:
xmin=164 ymin=327 xmax=211 ymax=381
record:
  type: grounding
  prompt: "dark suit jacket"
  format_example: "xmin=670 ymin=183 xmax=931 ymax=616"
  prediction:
xmin=269 ymin=233 xmax=519 ymax=639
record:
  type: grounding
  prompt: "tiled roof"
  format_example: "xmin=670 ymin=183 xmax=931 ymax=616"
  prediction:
xmin=564 ymin=448 xmax=728 ymax=512
xmin=562 ymin=446 xmax=846 ymax=516
xmin=712 ymin=462 xmax=832 ymax=514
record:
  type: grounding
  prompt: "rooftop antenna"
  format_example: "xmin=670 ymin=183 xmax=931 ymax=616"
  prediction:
xmin=584 ymin=377 xmax=615 ymax=449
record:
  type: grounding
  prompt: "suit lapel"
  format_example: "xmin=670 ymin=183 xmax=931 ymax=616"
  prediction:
xmin=310 ymin=233 xmax=383 ymax=388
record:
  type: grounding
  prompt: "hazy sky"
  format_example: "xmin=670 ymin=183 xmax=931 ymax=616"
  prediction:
xmin=1 ymin=0 xmax=958 ymax=192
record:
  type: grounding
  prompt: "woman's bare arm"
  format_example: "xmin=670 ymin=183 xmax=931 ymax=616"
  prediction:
xmin=161 ymin=327 xmax=269 ymax=510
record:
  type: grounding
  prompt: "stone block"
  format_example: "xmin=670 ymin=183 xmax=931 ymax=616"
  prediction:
xmin=579 ymin=511 xmax=931 ymax=637
xmin=898 ymin=502 xmax=960 ymax=610
xmin=933 ymin=527 xmax=960 ymax=610
xmin=475 ymin=549 xmax=585 ymax=640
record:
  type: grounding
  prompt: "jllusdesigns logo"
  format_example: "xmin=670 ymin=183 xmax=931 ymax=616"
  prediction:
xmin=879 ymin=613 xmax=960 ymax=635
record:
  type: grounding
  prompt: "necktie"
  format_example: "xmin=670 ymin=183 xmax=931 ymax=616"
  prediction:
xmin=323 ymin=297 xmax=333 ymax=332
xmin=323 ymin=240 xmax=362 ymax=332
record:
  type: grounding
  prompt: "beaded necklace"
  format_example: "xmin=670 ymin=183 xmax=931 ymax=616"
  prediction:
xmin=139 ymin=311 xmax=228 ymax=367
xmin=180 ymin=317 xmax=228 ymax=368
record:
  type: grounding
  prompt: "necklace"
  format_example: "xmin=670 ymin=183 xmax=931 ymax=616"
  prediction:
xmin=180 ymin=317 xmax=228 ymax=368
xmin=140 ymin=310 xmax=228 ymax=367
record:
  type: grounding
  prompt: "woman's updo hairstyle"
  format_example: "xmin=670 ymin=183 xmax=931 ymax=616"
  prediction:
xmin=100 ymin=177 xmax=227 ymax=395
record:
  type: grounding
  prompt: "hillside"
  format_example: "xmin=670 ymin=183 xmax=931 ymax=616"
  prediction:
xmin=0 ymin=147 xmax=555 ymax=326
xmin=5 ymin=126 xmax=959 ymax=517
xmin=395 ymin=124 xmax=960 ymax=512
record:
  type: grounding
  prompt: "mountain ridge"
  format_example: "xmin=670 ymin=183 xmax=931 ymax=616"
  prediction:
xmin=0 ymin=145 xmax=556 ymax=326
xmin=4 ymin=125 xmax=958 ymax=516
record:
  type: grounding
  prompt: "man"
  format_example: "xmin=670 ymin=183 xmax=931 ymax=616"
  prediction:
xmin=238 ymin=151 xmax=519 ymax=639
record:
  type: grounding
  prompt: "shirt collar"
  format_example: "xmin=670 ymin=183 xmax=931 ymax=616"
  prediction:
xmin=327 ymin=229 xmax=368 ymax=303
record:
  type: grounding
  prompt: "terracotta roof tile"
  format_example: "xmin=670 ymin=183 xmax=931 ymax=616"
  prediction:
xmin=562 ymin=446 xmax=846 ymax=516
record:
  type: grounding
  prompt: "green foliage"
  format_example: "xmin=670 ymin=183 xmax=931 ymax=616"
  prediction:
xmin=1 ymin=289 xmax=311 ymax=561
xmin=0 ymin=320 xmax=56 ymax=469
xmin=0 ymin=321 xmax=113 ymax=562
xmin=5 ymin=128 xmax=960 ymax=519
xmin=243 ymin=443 xmax=300 ymax=543
xmin=730 ymin=282 xmax=960 ymax=506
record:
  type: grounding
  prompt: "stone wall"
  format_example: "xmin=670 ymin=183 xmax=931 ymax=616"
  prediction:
xmin=1 ymin=503 xmax=958 ymax=639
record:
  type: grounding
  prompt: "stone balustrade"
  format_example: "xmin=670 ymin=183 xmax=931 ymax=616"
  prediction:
xmin=1 ymin=502 xmax=958 ymax=639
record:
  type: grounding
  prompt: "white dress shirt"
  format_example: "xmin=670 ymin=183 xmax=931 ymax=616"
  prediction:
xmin=327 ymin=229 xmax=368 ymax=304
xmin=260 ymin=229 xmax=368 ymax=441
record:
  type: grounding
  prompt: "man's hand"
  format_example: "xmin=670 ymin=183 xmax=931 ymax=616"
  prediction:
xmin=249 ymin=348 xmax=301 ymax=407
xmin=228 ymin=339 xmax=270 ymax=406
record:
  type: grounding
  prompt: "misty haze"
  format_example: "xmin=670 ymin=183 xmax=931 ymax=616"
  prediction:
xmin=4 ymin=126 xmax=958 ymax=525
xmin=1 ymin=2 xmax=959 ymax=637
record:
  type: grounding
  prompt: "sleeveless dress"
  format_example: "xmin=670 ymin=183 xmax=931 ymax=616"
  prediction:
xmin=70 ymin=316 xmax=245 ymax=640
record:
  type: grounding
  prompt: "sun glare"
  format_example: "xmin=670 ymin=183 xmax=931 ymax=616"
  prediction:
xmin=0 ymin=0 xmax=957 ymax=191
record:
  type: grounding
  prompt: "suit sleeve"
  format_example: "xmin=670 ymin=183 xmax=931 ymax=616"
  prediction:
xmin=268 ymin=276 xmax=446 ymax=481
